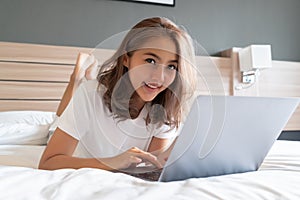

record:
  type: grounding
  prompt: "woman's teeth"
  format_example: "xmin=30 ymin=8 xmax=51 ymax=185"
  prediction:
xmin=145 ymin=83 xmax=159 ymax=89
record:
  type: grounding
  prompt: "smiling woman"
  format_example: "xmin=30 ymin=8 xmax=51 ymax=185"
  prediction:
xmin=38 ymin=17 xmax=197 ymax=173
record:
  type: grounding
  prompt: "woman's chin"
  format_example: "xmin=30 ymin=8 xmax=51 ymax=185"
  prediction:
xmin=139 ymin=95 xmax=156 ymax=102
xmin=136 ymin=87 xmax=160 ymax=102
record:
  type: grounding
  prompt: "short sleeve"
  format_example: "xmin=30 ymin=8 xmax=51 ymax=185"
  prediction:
xmin=57 ymin=84 xmax=91 ymax=140
xmin=153 ymin=123 xmax=182 ymax=139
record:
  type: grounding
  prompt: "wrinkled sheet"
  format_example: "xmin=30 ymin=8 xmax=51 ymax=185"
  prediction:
xmin=1 ymin=140 xmax=300 ymax=199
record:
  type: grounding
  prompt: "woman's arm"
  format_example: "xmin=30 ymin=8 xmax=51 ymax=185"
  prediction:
xmin=39 ymin=128 xmax=162 ymax=170
xmin=147 ymin=137 xmax=170 ymax=155
xmin=38 ymin=128 xmax=113 ymax=170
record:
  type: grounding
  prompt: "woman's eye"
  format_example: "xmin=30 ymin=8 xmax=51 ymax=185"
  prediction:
xmin=168 ymin=64 xmax=177 ymax=70
xmin=145 ymin=58 xmax=156 ymax=64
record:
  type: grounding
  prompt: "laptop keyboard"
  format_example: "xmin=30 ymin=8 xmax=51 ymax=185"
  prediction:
xmin=124 ymin=168 xmax=162 ymax=181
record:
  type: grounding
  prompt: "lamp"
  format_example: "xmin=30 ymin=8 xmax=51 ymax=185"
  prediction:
xmin=236 ymin=45 xmax=272 ymax=90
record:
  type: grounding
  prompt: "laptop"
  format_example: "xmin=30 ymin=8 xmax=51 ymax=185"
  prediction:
xmin=127 ymin=95 xmax=299 ymax=182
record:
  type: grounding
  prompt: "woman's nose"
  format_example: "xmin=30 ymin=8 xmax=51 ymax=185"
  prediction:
xmin=151 ymin=65 xmax=165 ymax=82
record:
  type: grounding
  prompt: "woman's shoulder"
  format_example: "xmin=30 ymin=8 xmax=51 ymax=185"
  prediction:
xmin=71 ymin=80 xmax=110 ymax=116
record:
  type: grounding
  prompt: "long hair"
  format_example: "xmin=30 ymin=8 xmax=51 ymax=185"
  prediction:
xmin=97 ymin=17 xmax=197 ymax=131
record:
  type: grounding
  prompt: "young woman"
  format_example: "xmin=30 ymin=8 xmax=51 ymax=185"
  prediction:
xmin=39 ymin=17 xmax=197 ymax=172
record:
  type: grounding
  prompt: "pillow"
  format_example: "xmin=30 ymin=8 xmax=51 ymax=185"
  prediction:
xmin=0 ymin=111 xmax=56 ymax=145
xmin=47 ymin=115 xmax=59 ymax=143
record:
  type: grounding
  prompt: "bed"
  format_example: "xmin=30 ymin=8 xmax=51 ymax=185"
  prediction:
xmin=1 ymin=41 xmax=300 ymax=199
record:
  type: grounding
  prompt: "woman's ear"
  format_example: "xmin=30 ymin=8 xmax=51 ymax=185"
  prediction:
xmin=123 ymin=53 xmax=129 ymax=68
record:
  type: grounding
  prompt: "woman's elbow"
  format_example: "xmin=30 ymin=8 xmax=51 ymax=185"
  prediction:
xmin=38 ymin=157 xmax=50 ymax=170
xmin=38 ymin=154 xmax=58 ymax=170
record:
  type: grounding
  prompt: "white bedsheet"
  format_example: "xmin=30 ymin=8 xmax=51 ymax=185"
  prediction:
xmin=0 ymin=140 xmax=300 ymax=199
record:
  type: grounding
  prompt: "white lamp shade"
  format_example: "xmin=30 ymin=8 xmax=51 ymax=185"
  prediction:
xmin=238 ymin=45 xmax=272 ymax=72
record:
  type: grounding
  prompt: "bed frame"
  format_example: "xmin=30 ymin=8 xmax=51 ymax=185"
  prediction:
xmin=0 ymin=41 xmax=299 ymax=131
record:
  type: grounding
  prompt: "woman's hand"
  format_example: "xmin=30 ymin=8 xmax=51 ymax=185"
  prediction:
xmin=100 ymin=147 xmax=163 ymax=170
xmin=157 ymin=153 xmax=169 ymax=167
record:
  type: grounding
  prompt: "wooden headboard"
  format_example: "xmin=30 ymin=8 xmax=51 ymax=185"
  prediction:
xmin=0 ymin=41 xmax=299 ymax=130
xmin=0 ymin=42 xmax=115 ymax=112
xmin=0 ymin=41 xmax=233 ymax=113
xmin=222 ymin=48 xmax=300 ymax=131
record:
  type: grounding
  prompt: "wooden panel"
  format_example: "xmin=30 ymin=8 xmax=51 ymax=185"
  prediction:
xmin=285 ymin=108 xmax=300 ymax=130
xmin=221 ymin=48 xmax=300 ymax=131
xmin=223 ymin=49 xmax=300 ymax=98
xmin=211 ymin=57 xmax=232 ymax=95
xmin=221 ymin=48 xmax=248 ymax=96
xmin=0 ymin=42 xmax=112 ymax=113
xmin=0 ymin=62 xmax=73 ymax=82
xmin=1 ymin=41 xmax=297 ymax=130
xmin=196 ymin=56 xmax=232 ymax=95
xmin=0 ymin=81 xmax=67 ymax=99
xmin=0 ymin=41 xmax=115 ymax=65
xmin=258 ymin=61 xmax=300 ymax=97
xmin=0 ymin=100 xmax=60 ymax=112
xmin=259 ymin=60 xmax=300 ymax=131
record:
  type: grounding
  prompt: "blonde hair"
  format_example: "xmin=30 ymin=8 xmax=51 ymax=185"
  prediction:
xmin=97 ymin=17 xmax=197 ymax=131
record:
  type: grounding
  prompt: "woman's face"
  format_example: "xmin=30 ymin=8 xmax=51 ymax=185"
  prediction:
xmin=123 ymin=36 xmax=178 ymax=103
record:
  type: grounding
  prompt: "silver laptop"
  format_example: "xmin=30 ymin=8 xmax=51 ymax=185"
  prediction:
xmin=127 ymin=95 xmax=299 ymax=182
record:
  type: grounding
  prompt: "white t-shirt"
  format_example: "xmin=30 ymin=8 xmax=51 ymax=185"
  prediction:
xmin=58 ymin=80 xmax=177 ymax=158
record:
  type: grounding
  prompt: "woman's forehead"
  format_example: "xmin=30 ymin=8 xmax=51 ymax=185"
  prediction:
xmin=138 ymin=36 xmax=178 ymax=55
xmin=133 ymin=48 xmax=178 ymax=62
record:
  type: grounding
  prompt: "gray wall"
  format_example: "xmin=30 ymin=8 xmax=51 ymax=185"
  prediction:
xmin=1 ymin=0 xmax=300 ymax=61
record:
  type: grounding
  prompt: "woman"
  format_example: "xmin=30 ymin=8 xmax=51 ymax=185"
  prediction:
xmin=39 ymin=17 xmax=197 ymax=172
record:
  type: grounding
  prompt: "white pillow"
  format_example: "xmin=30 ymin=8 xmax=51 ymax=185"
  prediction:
xmin=0 ymin=111 xmax=56 ymax=145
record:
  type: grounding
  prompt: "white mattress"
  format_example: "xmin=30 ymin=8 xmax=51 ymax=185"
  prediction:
xmin=0 ymin=145 xmax=45 ymax=168
xmin=0 ymin=140 xmax=300 ymax=199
